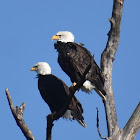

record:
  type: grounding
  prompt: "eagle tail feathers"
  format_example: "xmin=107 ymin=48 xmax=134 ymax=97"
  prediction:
xmin=74 ymin=116 xmax=87 ymax=128
xmin=71 ymin=111 xmax=87 ymax=128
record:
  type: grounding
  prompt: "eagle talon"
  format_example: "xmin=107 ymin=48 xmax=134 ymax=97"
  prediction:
xmin=69 ymin=82 xmax=77 ymax=92
xmin=72 ymin=82 xmax=77 ymax=87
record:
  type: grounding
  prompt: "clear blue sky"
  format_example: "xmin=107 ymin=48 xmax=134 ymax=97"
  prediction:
xmin=0 ymin=0 xmax=140 ymax=140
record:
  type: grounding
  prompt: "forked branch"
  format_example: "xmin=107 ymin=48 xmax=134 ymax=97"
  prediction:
xmin=122 ymin=102 xmax=140 ymax=140
xmin=5 ymin=88 xmax=35 ymax=140
xmin=101 ymin=0 xmax=140 ymax=139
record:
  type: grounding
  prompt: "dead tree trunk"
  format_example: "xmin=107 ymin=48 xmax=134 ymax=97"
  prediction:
xmin=100 ymin=0 xmax=140 ymax=139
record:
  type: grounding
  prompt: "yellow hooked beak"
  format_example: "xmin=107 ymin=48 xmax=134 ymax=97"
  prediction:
xmin=30 ymin=67 xmax=36 ymax=71
xmin=51 ymin=35 xmax=60 ymax=40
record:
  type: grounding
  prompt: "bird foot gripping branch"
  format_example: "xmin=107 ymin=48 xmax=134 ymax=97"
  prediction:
xmin=69 ymin=82 xmax=77 ymax=92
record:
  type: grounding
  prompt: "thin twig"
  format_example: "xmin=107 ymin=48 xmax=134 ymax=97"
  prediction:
xmin=5 ymin=88 xmax=35 ymax=140
xmin=96 ymin=108 xmax=107 ymax=139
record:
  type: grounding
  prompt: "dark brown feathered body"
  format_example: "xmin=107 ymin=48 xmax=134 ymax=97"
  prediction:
xmin=54 ymin=41 xmax=105 ymax=95
xmin=37 ymin=74 xmax=86 ymax=127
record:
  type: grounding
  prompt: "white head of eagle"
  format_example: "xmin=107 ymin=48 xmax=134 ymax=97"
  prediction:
xmin=30 ymin=62 xmax=51 ymax=75
xmin=52 ymin=31 xmax=74 ymax=43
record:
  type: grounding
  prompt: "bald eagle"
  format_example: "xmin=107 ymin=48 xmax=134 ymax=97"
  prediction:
xmin=52 ymin=31 xmax=106 ymax=100
xmin=30 ymin=62 xmax=86 ymax=127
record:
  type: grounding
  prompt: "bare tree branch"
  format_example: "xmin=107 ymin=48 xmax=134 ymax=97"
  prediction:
xmin=46 ymin=115 xmax=54 ymax=140
xmin=101 ymin=0 xmax=140 ymax=139
xmin=46 ymin=63 xmax=92 ymax=140
xmin=5 ymin=88 xmax=35 ymax=140
xmin=96 ymin=108 xmax=107 ymax=139
xmin=122 ymin=102 xmax=140 ymax=140
xmin=101 ymin=0 xmax=124 ymax=137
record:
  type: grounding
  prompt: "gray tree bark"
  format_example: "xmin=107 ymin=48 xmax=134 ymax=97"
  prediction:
xmin=100 ymin=0 xmax=140 ymax=139
xmin=5 ymin=88 xmax=35 ymax=140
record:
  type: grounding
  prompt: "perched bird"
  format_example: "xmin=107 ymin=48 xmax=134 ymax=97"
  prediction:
xmin=52 ymin=31 xmax=106 ymax=100
xmin=30 ymin=62 xmax=86 ymax=127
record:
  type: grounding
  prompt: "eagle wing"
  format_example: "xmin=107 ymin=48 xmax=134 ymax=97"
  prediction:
xmin=56 ymin=42 xmax=92 ymax=83
xmin=38 ymin=74 xmax=86 ymax=126
xmin=38 ymin=74 xmax=68 ymax=112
